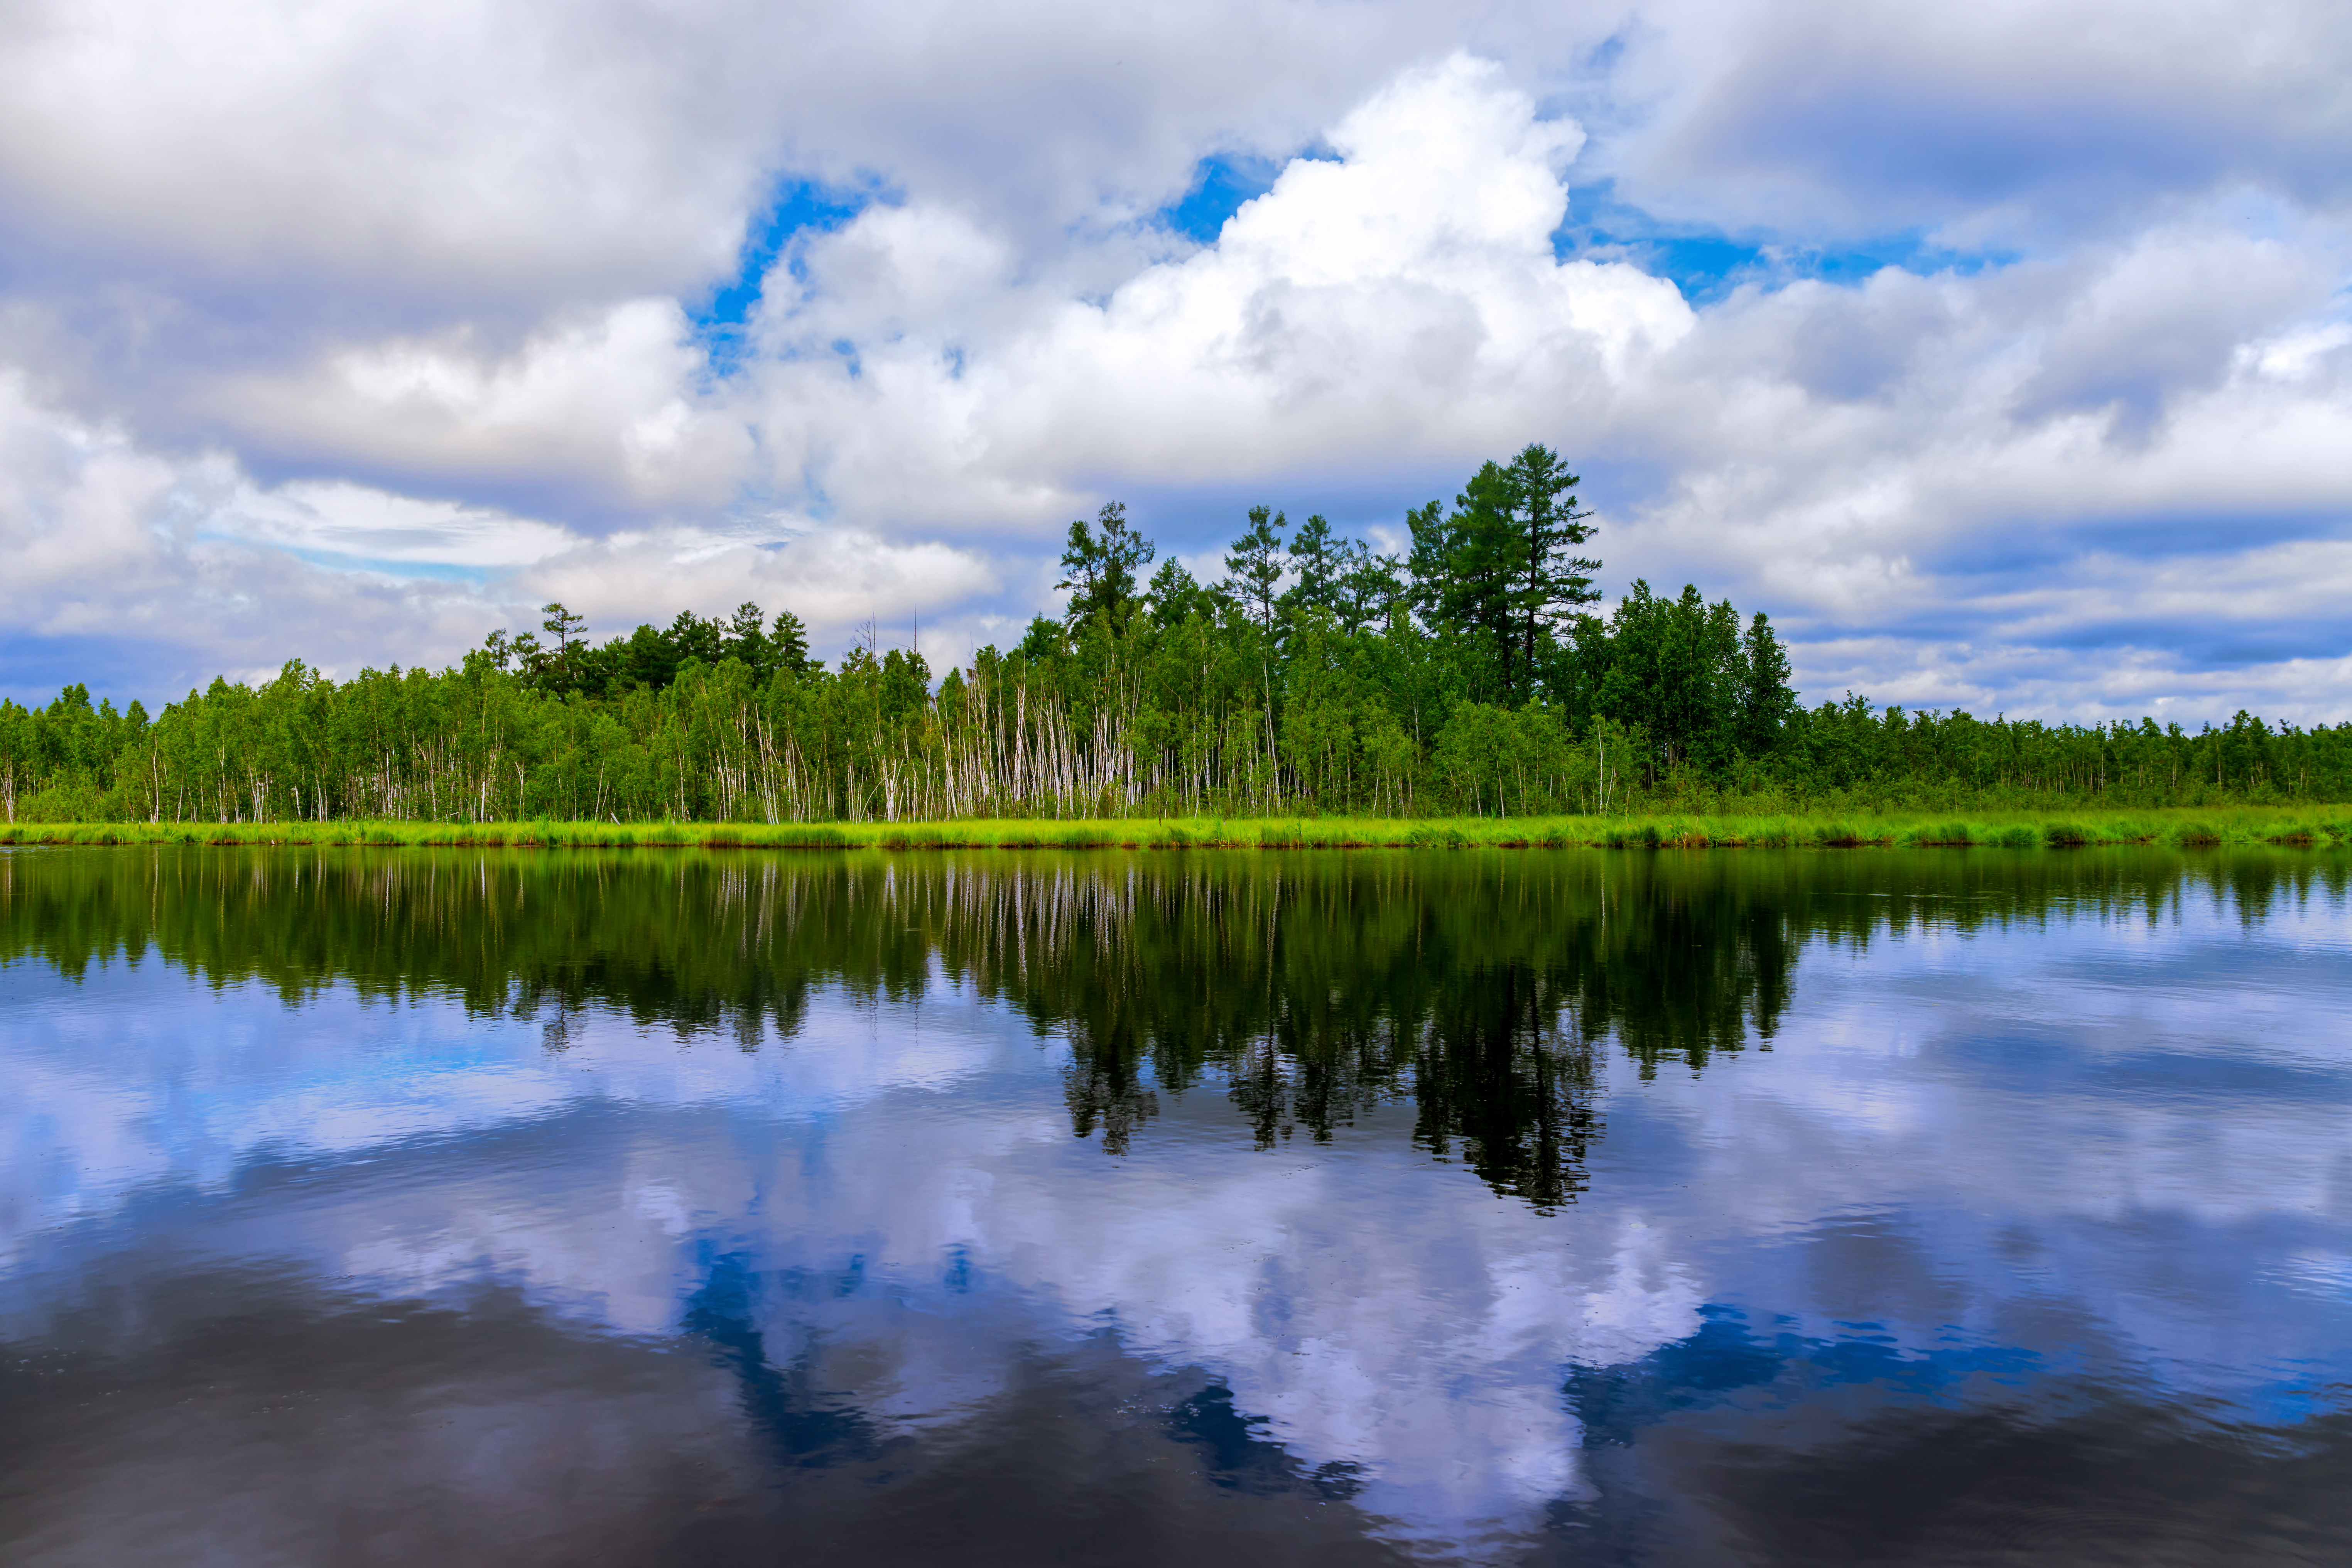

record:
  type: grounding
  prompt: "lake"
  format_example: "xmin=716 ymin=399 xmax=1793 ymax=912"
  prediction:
xmin=2 ymin=846 xmax=2347 ymax=1566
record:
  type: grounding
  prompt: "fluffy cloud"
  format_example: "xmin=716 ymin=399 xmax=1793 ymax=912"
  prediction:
xmin=0 ymin=2 xmax=2347 ymax=718
xmin=211 ymin=299 xmax=749 ymax=515
xmin=0 ymin=0 xmax=767 ymax=297
xmin=742 ymin=57 xmax=1692 ymax=528
xmin=1599 ymin=0 xmax=2352 ymax=244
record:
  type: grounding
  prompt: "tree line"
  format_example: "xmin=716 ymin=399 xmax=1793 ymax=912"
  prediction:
xmin=3 ymin=444 xmax=2347 ymax=823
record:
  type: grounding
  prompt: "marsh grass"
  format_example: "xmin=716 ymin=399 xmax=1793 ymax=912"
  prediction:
xmin=6 ymin=807 xmax=2347 ymax=851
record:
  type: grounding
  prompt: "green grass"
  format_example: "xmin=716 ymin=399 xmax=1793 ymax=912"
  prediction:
xmin=3 ymin=807 xmax=2348 ymax=850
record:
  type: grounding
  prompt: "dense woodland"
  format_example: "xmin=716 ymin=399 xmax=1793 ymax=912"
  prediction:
xmin=4 ymin=446 xmax=2347 ymax=823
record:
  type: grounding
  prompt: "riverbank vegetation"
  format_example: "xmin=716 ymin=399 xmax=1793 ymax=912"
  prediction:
xmin=6 ymin=446 xmax=2347 ymax=825
xmin=5 ymin=807 xmax=2345 ymax=849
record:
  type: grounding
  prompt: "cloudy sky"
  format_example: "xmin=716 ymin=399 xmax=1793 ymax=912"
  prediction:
xmin=1 ymin=0 xmax=2347 ymax=721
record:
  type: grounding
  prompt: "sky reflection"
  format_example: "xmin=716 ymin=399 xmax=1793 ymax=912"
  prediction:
xmin=2 ymin=848 xmax=2347 ymax=1563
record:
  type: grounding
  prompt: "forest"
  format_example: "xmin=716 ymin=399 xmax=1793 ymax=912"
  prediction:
xmin=3 ymin=445 xmax=2347 ymax=824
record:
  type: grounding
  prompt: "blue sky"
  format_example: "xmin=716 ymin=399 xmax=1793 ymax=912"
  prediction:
xmin=0 ymin=0 xmax=2346 ymax=720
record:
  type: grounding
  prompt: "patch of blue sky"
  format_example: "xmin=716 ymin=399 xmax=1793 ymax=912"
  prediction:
xmin=691 ymin=176 xmax=877 ymax=371
xmin=199 ymin=529 xmax=500 ymax=586
xmin=180 ymin=531 xmax=501 ymax=592
xmin=1557 ymin=180 xmax=2016 ymax=302
xmin=0 ymin=631 xmax=201 ymax=709
xmin=1162 ymin=153 xmax=1282 ymax=244
xmin=278 ymin=547 xmax=495 ymax=586
xmin=1159 ymin=148 xmax=1337 ymax=245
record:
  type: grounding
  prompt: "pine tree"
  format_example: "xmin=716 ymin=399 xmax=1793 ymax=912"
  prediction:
xmin=1410 ymin=463 xmax=1520 ymax=700
xmin=1058 ymin=501 xmax=1157 ymax=631
xmin=725 ymin=603 xmax=768 ymax=669
xmin=1737 ymin=613 xmax=1796 ymax=756
xmin=1225 ymin=505 xmax=1288 ymax=631
xmin=540 ymin=602 xmax=587 ymax=692
xmin=1283 ymin=513 xmax=1340 ymax=615
xmin=1332 ymin=541 xmax=1404 ymax=636
xmin=767 ymin=610 xmax=813 ymax=676
xmin=1502 ymin=444 xmax=1599 ymax=690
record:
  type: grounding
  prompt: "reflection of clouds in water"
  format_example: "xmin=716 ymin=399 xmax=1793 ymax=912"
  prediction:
xmin=5 ymin=883 xmax=2350 ymax=1550
xmin=942 ymin=1114 xmax=1701 ymax=1538
xmin=2271 ymin=1252 xmax=2352 ymax=1302
xmin=2 ymin=969 xmax=568 ymax=1249
xmin=0 ymin=960 xmax=1007 ymax=1263
xmin=401 ymin=1106 xmax=1703 ymax=1545
xmin=1634 ymin=896 xmax=2352 ymax=1391
xmin=2 ymin=970 xmax=1700 ymax=1548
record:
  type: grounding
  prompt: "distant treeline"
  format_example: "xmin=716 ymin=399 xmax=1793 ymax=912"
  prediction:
xmin=4 ymin=445 xmax=2347 ymax=823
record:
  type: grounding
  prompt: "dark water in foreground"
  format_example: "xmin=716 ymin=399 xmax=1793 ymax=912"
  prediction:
xmin=2 ymin=847 xmax=2348 ymax=1567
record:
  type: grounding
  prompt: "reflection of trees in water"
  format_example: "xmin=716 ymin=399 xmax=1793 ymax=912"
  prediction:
xmin=1063 ymin=1031 xmax=1160 ymax=1158
xmin=1576 ymin=871 xmax=1796 ymax=1079
xmin=1410 ymin=968 xmax=1602 ymax=1211
xmin=8 ymin=847 xmax=2339 ymax=1205
xmin=997 ymin=857 xmax=1789 ymax=1206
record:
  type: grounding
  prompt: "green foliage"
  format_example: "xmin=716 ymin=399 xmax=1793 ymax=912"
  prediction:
xmin=1225 ymin=505 xmax=1288 ymax=631
xmin=4 ymin=807 xmax=2344 ymax=850
xmin=1407 ymin=443 xmax=1599 ymax=705
xmin=1057 ymin=500 xmax=1156 ymax=633
xmin=3 ymin=450 xmax=2349 ymax=827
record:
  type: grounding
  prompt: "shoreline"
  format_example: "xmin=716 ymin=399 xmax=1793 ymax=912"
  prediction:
xmin=3 ymin=808 xmax=2347 ymax=851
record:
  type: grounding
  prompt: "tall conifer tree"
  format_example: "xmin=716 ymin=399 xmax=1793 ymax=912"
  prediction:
xmin=1225 ymin=506 xmax=1288 ymax=631
xmin=1503 ymin=444 xmax=1600 ymax=692
xmin=1058 ymin=501 xmax=1156 ymax=631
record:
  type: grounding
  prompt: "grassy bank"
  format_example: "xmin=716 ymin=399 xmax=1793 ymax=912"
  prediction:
xmin=3 ymin=807 xmax=2348 ymax=851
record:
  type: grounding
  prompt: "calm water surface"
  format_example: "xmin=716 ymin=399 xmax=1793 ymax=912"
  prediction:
xmin=2 ymin=847 xmax=2348 ymax=1566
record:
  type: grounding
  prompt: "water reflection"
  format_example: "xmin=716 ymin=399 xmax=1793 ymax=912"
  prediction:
xmin=14 ymin=847 xmax=2332 ymax=1202
xmin=2 ymin=846 xmax=2348 ymax=1564
xmin=1560 ymin=1304 xmax=2352 ymax=1565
